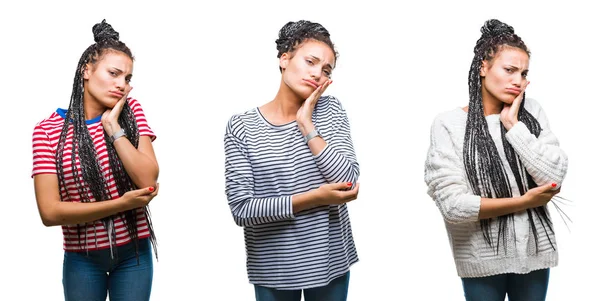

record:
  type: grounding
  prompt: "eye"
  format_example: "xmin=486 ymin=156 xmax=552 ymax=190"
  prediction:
xmin=504 ymin=68 xmax=513 ymax=73
xmin=305 ymin=59 xmax=314 ymax=65
xmin=109 ymin=71 xmax=117 ymax=76
xmin=324 ymin=70 xmax=331 ymax=77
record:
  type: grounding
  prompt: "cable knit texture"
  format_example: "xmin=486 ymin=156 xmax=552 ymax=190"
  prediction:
xmin=424 ymin=98 xmax=568 ymax=278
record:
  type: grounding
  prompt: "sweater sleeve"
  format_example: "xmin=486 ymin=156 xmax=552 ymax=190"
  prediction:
xmin=505 ymin=99 xmax=568 ymax=187
xmin=312 ymin=96 xmax=360 ymax=185
xmin=224 ymin=115 xmax=295 ymax=227
xmin=424 ymin=115 xmax=481 ymax=224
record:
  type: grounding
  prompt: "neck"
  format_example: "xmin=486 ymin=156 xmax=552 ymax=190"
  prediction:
xmin=261 ymin=78 xmax=303 ymax=123
xmin=83 ymin=88 xmax=105 ymax=120
xmin=481 ymin=83 xmax=503 ymax=116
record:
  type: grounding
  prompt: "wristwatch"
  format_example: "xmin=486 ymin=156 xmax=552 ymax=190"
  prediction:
xmin=303 ymin=128 xmax=321 ymax=144
xmin=110 ymin=128 xmax=128 ymax=144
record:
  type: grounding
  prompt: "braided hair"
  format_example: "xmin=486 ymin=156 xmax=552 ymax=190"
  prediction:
xmin=464 ymin=19 xmax=554 ymax=253
xmin=275 ymin=20 xmax=337 ymax=72
xmin=55 ymin=19 xmax=157 ymax=260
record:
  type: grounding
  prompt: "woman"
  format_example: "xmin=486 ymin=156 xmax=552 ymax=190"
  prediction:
xmin=424 ymin=19 xmax=569 ymax=301
xmin=224 ymin=20 xmax=360 ymax=301
xmin=31 ymin=19 xmax=159 ymax=301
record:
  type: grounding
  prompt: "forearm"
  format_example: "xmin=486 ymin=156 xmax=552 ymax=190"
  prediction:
xmin=291 ymin=189 xmax=322 ymax=213
xmin=41 ymin=197 xmax=135 ymax=227
xmin=112 ymin=137 xmax=159 ymax=188
xmin=479 ymin=196 xmax=526 ymax=220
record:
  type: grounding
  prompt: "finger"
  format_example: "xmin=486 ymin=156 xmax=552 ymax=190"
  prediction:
xmin=512 ymin=86 xmax=527 ymax=109
xmin=314 ymin=81 xmax=329 ymax=101
xmin=539 ymin=182 xmax=558 ymax=193
xmin=136 ymin=186 xmax=156 ymax=196
xmin=112 ymin=96 xmax=127 ymax=115
xmin=327 ymin=182 xmax=354 ymax=191
xmin=101 ymin=110 xmax=110 ymax=121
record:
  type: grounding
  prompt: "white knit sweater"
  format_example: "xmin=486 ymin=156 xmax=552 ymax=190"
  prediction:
xmin=424 ymin=98 xmax=568 ymax=278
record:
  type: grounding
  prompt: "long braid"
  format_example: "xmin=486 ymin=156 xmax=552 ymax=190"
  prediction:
xmin=55 ymin=19 xmax=157 ymax=260
xmin=463 ymin=19 xmax=554 ymax=253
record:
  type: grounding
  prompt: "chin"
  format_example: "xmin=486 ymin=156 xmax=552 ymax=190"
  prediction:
xmin=293 ymin=87 xmax=313 ymax=100
xmin=100 ymin=99 xmax=119 ymax=109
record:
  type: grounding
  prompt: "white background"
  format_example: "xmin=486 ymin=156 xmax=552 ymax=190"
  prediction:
xmin=1 ymin=0 xmax=597 ymax=300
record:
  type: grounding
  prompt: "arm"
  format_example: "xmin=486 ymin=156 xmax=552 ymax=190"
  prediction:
xmin=33 ymin=174 xmax=147 ymax=226
xmin=104 ymin=98 xmax=159 ymax=188
xmin=224 ymin=116 xmax=347 ymax=226
xmin=302 ymin=96 xmax=360 ymax=185
xmin=504 ymin=99 xmax=568 ymax=187
xmin=31 ymin=124 xmax=154 ymax=226
xmin=424 ymin=116 xmax=531 ymax=223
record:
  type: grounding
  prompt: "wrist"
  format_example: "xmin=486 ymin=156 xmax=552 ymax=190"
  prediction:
xmin=515 ymin=195 xmax=528 ymax=211
xmin=298 ymin=122 xmax=315 ymax=136
xmin=117 ymin=195 xmax=134 ymax=211
xmin=104 ymin=124 xmax=122 ymax=137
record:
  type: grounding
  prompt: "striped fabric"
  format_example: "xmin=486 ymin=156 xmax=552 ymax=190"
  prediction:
xmin=224 ymin=95 xmax=360 ymax=290
xmin=31 ymin=98 xmax=156 ymax=252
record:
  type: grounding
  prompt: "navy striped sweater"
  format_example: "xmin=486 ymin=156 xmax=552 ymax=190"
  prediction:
xmin=224 ymin=95 xmax=359 ymax=289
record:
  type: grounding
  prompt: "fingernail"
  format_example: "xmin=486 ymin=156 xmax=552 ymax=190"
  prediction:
xmin=551 ymin=183 xmax=557 ymax=187
xmin=347 ymin=182 xmax=352 ymax=187
xmin=149 ymin=187 xmax=154 ymax=192
xmin=329 ymin=80 xmax=333 ymax=84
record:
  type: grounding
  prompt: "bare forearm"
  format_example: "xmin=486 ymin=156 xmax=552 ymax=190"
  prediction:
xmin=291 ymin=189 xmax=322 ymax=213
xmin=479 ymin=197 xmax=526 ymax=220
xmin=113 ymin=138 xmax=158 ymax=187
xmin=42 ymin=198 xmax=135 ymax=227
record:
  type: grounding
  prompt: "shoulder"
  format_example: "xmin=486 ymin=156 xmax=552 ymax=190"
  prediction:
xmin=522 ymin=97 xmax=544 ymax=116
xmin=430 ymin=107 xmax=466 ymax=130
xmin=226 ymin=108 xmax=257 ymax=137
xmin=316 ymin=95 xmax=344 ymax=112
xmin=34 ymin=111 xmax=64 ymax=135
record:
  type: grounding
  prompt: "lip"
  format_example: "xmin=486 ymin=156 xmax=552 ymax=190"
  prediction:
xmin=303 ymin=79 xmax=318 ymax=89
xmin=109 ymin=91 xmax=124 ymax=98
xmin=506 ymin=88 xmax=521 ymax=95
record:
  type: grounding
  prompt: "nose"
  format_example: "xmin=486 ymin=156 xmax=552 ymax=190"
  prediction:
xmin=309 ymin=67 xmax=321 ymax=82
xmin=115 ymin=77 xmax=127 ymax=91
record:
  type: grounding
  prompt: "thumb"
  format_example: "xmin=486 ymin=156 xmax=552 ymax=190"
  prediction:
xmin=328 ymin=182 xmax=354 ymax=191
xmin=541 ymin=182 xmax=558 ymax=192
xmin=135 ymin=186 xmax=155 ymax=196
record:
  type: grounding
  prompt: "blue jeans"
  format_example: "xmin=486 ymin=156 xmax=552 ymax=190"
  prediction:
xmin=254 ymin=271 xmax=350 ymax=301
xmin=62 ymin=238 xmax=153 ymax=301
xmin=461 ymin=269 xmax=550 ymax=301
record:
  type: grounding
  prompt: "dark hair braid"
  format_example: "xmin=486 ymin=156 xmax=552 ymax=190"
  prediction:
xmin=464 ymin=19 xmax=553 ymax=253
xmin=275 ymin=20 xmax=337 ymax=72
xmin=55 ymin=19 xmax=157 ymax=260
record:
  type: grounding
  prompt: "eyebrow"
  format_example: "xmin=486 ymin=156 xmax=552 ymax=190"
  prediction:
xmin=111 ymin=67 xmax=133 ymax=79
xmin=309 ymin=55 xmax=334 ymax=70
xmin=505 ymin=64 xmax=528 ymax=72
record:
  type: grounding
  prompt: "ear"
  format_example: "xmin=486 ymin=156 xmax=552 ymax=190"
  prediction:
xmin=82 ymin=63 xmax=92 ymax=80
xmin=279 ymin=52 xmax=290 ymax=71
xmin=480 ymin=60 xmax=489 ymax=77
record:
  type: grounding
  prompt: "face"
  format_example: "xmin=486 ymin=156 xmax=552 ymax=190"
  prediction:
xmin=480 ymin=47 xmax=529 ymax=105
xmin=83 ymin=50 xmax=133 ymax=108
xmin=279 ymin=40 xmax=335 ymax=99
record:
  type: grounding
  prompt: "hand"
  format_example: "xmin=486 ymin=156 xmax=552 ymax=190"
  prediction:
xmin=521 ymin=182 xmax=560 ymax=209
xmin=296 ymin=79 xmax=332 ymax=136
xmin=315 ymin=181 xmax=360 ymax=206
xmin=122 ymin=183 xmax=159 ymax=209
xmin=102 ymin=86 xmax=133 ymax=137
xmin=500 ymin=81 xmax=529 ymax=131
